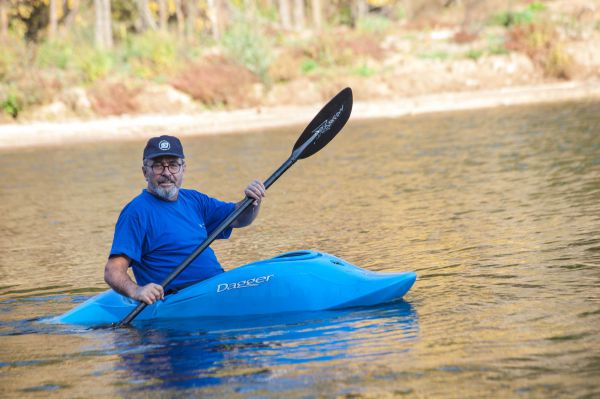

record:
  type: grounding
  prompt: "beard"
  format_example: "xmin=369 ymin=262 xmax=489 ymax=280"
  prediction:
xmin=149 ymin=176 xmax=181 ymax=201
xmin=154 ymin=185 xmax=179 ymax=201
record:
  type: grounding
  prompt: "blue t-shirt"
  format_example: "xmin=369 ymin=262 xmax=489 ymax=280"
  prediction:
xmin=110 ymin=188 xmax=236 ymax=289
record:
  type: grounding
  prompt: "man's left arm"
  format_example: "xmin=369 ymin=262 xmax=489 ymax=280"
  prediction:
xmin=232 ymin=179 xmax=265 ymax=228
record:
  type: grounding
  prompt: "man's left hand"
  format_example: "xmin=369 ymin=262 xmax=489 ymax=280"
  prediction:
xmin=245 ymin=179 xmax=266 ymax=206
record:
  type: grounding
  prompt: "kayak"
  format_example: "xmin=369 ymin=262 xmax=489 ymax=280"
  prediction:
xmin=53 ymin=251 xmax=416 ymax=326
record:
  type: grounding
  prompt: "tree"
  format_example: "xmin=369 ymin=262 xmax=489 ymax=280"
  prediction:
xmin=352 ymin=0 xmax=368 ymax=26
xmin=158 ymin=0 xmax=168 ymax=31
xmin=137 ymin=0 xmax=157 ymax=31
xmin=207 ymin=0 xmax=220 ymax=39
xmin=175 ymin=0 xmax=185 ymax=37
xmin=49 ymin=0 xmax=58 ymax=38
xmin=94 ymin=0 xmax=113 ymax=49
xmin=310 ymin=0 xmax=322 ymax=30
xmin=62 ymin=0 xmax=80 ymax=32
xmin=293 ymin=0 xmax=304 ymax=30
xmin=0 ymin=0 xmax=8 ymax=40
xmin=278 ymin=0 xmax=291 ymax=30
xmin=185 ymin=0 xmax=198 ymax=40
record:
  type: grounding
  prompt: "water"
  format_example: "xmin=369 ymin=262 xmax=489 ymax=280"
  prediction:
xmin=1 ymin=100 xmax=599 ymax=398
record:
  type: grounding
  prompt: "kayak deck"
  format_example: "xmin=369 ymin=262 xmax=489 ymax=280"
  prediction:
xmin=53 ymin=251 xmax=416 ymax=326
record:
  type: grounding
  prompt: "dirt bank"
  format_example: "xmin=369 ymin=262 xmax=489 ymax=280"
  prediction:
xmin=1 ymin=81 xmax=599 ymax=151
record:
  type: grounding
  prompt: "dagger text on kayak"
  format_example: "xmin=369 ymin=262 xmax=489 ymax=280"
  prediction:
xmin=216 ymin=274 xmax=275 ymax=293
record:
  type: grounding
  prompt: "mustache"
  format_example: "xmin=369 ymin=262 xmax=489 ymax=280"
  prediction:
xmin=157 ymin=177 xmax=176 ymax=184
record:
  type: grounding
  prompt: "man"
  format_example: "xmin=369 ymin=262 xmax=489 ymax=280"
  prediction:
xmin=104 ymin=135 xmax=265 ymax=305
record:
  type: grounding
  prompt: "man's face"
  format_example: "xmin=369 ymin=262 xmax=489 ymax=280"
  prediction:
xmin=143 ymin=156 xmax=186 ymax=201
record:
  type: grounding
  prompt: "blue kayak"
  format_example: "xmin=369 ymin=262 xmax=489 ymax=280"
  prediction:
xmin=53 ymin=251 xmax=416 ymax=326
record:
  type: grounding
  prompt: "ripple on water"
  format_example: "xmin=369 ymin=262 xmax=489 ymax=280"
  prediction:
xmin=1 ymin=101 xmax=599 ymax=397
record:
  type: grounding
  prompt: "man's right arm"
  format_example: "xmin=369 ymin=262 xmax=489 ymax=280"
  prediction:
xmin=104 ymin=255 xmax=164 ymax=304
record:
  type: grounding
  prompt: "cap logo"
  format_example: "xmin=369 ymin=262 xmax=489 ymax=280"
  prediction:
xmin=158 ymin=140 xmax=170 ymax=151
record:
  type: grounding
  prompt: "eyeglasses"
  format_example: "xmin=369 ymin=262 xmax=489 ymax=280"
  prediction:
xmin=148 ymin=161 xmax=183 ymax=174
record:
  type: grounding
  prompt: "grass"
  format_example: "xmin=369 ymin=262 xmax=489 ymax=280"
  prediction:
xmin=489 ymin=1 xmax=547 ymax=27
xmin=418 ymin=50 xmax=450 ymax=61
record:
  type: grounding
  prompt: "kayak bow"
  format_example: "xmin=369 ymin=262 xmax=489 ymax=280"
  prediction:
xmin=53 ymin=251 xmax=416 ymax=326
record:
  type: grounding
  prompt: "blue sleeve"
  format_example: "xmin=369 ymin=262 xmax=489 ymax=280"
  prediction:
xmin=109 ymin=209 xmax=145 ymax=263
xmin=195 ymin=192 xmax=236 ymax=240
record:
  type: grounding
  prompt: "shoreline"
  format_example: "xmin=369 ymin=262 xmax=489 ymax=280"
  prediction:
xmin=1 ymin=81 xmax=599 ymax=150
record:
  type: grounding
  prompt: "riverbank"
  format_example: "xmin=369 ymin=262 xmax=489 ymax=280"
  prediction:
xmin=1 ymin=81 xmax=599 ymax=150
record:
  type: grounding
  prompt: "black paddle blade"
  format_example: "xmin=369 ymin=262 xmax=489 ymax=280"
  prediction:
xmin=292 ymin=87 xmax=353 ymax=159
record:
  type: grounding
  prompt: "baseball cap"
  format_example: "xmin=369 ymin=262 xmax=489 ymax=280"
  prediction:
xmin=143 ymin=135 xmax=185 ymax=160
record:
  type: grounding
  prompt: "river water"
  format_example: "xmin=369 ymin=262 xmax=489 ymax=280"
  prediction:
xmin=1 ymin=100 xmax=599 ymax=398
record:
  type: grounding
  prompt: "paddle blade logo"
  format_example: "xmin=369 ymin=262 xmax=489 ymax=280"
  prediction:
xmin=159 ymin=140 xmax=170 ymax=150
xmin=312 ymin=104 xmax=344 ymax=141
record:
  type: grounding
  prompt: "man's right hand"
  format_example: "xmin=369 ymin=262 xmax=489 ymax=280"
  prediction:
xmin=133 ymin=283 xmax=164 ymax=304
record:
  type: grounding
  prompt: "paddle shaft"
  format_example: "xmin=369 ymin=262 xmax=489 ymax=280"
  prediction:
xmin=116 ymin=86 xmax=352 ymax=326
xmin=117 ymin=156 xmax=297 ymax=326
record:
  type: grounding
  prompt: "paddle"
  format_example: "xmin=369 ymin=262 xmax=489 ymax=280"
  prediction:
xmin=117 ymin=87 xmax=353 ymax=327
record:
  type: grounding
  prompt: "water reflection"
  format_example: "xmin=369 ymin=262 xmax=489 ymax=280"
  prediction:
xmin=114 ymin=302 xmax=418 ymax=390
xmin=1 ymin=100 xmax=599 ymax=397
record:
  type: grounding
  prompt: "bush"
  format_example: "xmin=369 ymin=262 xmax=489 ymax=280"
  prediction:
xmin=268 ymin=48 xmax=304 ymax=82
xmin=122 ymin=31 xmax=177 ymax=79
xmin=74 ymin=48 xmax=114 ymax=83
xmin=222 ymin=17 xmax=272 ymax=85
xmin=354 ymin=63 xmax=376 ymax=77
xmin=301 ymin=58 xmax=318 ymax=74
xmin=489 ymin=1 xmax=547 ymax=27
xmin=170 ymin=57 xmax=259 ymax=108
xmin=88 ymin=80 xmax=141 ymax=116
xmin=0 ymin=38 xmax=27 ymax=80
xmin=418 ymin=50 xmax=450 ymax=60
xmin=356 ymin=14 xmax=391 ymax=34
xmin=465 ymin=49 xmax=483 ymax=60
xmin=487 ymin=33 xmax=509 ymax=55
xmin=1 ymin=91 xmax=22 ymax=119
xmin=506 ymin=22 xmax=574 ymax=79
xmin=36 ymin=40 xmax=73 ymax=69
xmin=0 ymin=69 xmax=63 ymax=118
xmin=299 ymin=30 xmax=383 ymax=71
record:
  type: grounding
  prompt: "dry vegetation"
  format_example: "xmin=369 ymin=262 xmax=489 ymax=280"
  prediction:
xmin=0 ymin=0 xmax=599 ymax=123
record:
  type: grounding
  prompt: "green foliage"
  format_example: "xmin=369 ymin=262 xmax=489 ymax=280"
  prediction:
xmin=489 ymin=1 xmax=547 ymax=27
xmin=74 ymin=48 xmax=113 ymax=83
xmin=354 ymin=63 xmax=375 ymax=77
xmin=465 ymin=49 xmax=483 ymax=60
xmin=255 ymin=1 xmax=279 ymax=22
xmin=1 ymin=91 xmax=22 ymax=118
xmin=111 ymin=0 xmax=139 ymax=42
xmin=8 ymin=0 xmax=49 ymax=41
xmin=331 ymin=3 xmax=354 ymax=27
xmin=356 ymin=14 xmax=391 ymax=34
xmin=418 ymin=50 xmax=450 ymax=61
xmin=36 ymin=40 xmax=73 ymax=69
xmin=301 ymin=59 xmax=318 ymax=74
xmin=122 ymin=31 xmax=176 ymax=79
xmin=0 ymin=46 xmax=17 ymax=80
xmin=528 ymin=2 xmax=547 ymax=13
xmin=222 ymin=17 xmax=272 ymax=84
xmin=487 ymin=34 xmax=508 ymax=55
